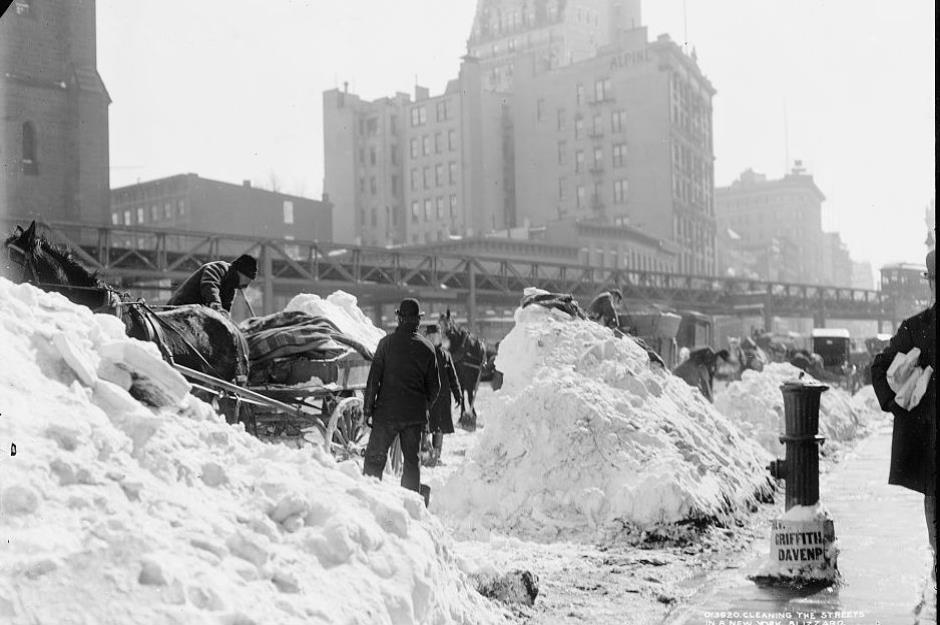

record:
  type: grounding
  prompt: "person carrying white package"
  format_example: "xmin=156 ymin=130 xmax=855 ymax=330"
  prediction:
xmin=871 ymin=248 xmax=936 ymax=603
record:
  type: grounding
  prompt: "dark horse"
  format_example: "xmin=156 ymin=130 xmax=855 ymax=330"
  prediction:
xmin=2 ymin=222 xmax=249 ymax=390
xmin=439 ymin=309 xmax=487 ymax=431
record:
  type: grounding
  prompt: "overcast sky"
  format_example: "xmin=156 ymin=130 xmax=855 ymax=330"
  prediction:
xmin=97 ymin=0 xmax=935 ymax=273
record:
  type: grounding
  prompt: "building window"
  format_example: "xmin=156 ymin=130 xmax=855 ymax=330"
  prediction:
xmin=575 ymin=150 xmax=585 ymax=172
xmin=151 ymin=205 xmax=160 ymax=222
xmin=449 ymin=194 xmax=457 ymax=217
xmin=576 ymin=83 xmax=585 ymax=106
xmin=448 ymin=129 xmax=456 ymax=151
xmin=434 ymin=132 xmax=442 ymax=154
xmin=613 ymin=179 xmax=628 ymax=203
xmin=21 ymin=122 xmax=38 ymax=175
xmin=594 ymin=78 xmax=612 ymax=102
xmin=435 ymin=164 xmax=444 ymax=187
xmin=390 ymin=115 xmax=398 ymax=136
xmin=424 ymin=199 xmax=432 ymax=221
xmin=537 ymin=98 xmax=545 ymax=122
xmin=436 ymin=196 xmax=444 ymax=219
xmin=592 ymin=114 xmax=602 ymax=135
xmin=448 ymin=161 xmax=457 ymax=185
xmin=390 ymin=145 xmax=399 ymax=165
xmin=137 ymin=207 xmax=145 ymax=223
xmin=558 ymin=177 xmax=567 ymax=200
xmin=557 ymin=109 xmax=566 ymax=131
xmin=422 ymin=136 xmax=431 ymax=156
xmin=611 ymin=110 xmax=627 ymax=133
xmin=177 ymin=199 xmax=186 ymax=216
xmin=371 ymin=207 xmax=377 ymax=227
xmin=410 ymin=138 xmax=418 ymax=159
xmin=557 ymin=141 xmax=567 ymax=165
xmin=124 ymin=210 xmax=131 ymax=226
xmin=366 ymin=117 xmax=378 ymax=135
xmin=576 ymin=185 xmax=586 ymax=208
xmin=14 ymin=0 xmax=33 ymax=17
xmin=436 ymin=101 xmax=449 ymax=122
xmin=410 ymin=169 xmax=419 ymax=191
xmin=370 ymin=177 xmax=377 ymax=194
xmin=359 ymin=177 xmax=366 ymax=192
xmin=423 ymin=167 xmax=430 ymax=189
xmin=410 ymin=106 xmax=427 ymax=126
xmin=612 ymin=143 xmax=627 ymax=167
xmin=111 ymin=213 xmax=120 ymax=225
xmin=358 ymin=147 xmax=365 ymax=164
xmin=411 ymin=201 xmax=420 ymax=222
xmin=574 ymin=116 xmax=584 ymax=139
xmin=164 ymin=203 xmax=172 ymax=219
xmin=369 ymin=147 xmax=376 ymax=166
xmin=593 ymin=146 xmax=603 ymax=168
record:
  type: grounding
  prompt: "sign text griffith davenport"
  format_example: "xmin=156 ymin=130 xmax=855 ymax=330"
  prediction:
xmin=770 ymin=519 xmax=835 ymax=563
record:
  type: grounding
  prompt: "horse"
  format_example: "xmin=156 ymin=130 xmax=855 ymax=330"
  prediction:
xmin=3 ymin=222 xmax=249 ymax=395
xmin=671 ymin=346 xmax=730 ymax=403
xmin=439 ymin=309 xmax=486 ymax=431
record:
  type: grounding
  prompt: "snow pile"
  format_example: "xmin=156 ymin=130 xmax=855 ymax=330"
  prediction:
xmin=850 ymin=385 xmax=888 ymax=420
xmin=713 ymin=363 xmax=880 ymax=456
xmin=434 ymin=303 xmax=773 ymax=543
xmin=286 ymin=290 xmax=386 ymax=351
xmin=0 ymin=279 xmax=502 ymax=625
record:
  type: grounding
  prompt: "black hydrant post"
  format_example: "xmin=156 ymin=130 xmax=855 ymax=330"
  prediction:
xmin=768 ymin=380 xmax=829 ymax=510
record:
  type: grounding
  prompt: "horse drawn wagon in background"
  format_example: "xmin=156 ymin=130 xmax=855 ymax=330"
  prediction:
xmin=810 ymin=328 xmax=854 ymax=389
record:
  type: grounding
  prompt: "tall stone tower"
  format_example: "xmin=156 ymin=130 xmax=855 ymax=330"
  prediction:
xmin=466 ymin=0 xmax=642 ymax=91
xmin=0 ymin=0 xmax=111 ymax=225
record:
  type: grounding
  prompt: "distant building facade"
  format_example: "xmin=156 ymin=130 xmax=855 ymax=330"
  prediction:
xmin=513 ymin=27 xmax=717 ymax=275
xmin=851 ymin=260 xmax=874 ymax=291
xmin=715 ymin=164 xmax=826 ymax=284
xmin=0 ymin=0 xmax=111 ymax=225
xmin=820 ymin=231 xmax=853 ymax=288
xmin=926 ymin=198 xmax=935 ymax=251
xmin=323 ymin=57 xmax=511 ymax=247
xmin=111 ymin=174 xmax=332 ymax=252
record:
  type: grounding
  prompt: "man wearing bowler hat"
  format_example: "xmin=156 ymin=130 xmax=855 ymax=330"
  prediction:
xmin=362 ymin=298 xmax=441 ymax=492
xmin=871 ymin=248 xmax=936 ymax=611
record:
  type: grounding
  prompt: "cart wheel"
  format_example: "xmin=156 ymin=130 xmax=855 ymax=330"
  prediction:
xmin=324 ymin=396 xmax=367 ymax=461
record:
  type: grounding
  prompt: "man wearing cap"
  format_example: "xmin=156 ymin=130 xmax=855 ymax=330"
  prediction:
xmin=362 ymin=298 xmax=441 ymax=492
xmin=166 ymin=254 xmax=257 ymax=313
xmin=588 ymin=289 xmax=623 ymax=330
xmin=424 ymin=323 xmax=464 ymax=466
xmin=871 ymin=248 xmax=936 ymax=605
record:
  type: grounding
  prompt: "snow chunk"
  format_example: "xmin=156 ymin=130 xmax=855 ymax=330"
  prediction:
xmin=436 ymin=306 xmax=773 ymax=542
xmin=285 ymin=290 xmax=386 ymax=352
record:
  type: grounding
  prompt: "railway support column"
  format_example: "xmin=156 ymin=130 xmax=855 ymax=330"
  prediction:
xmin=762 ymin=296 xmax=774 ymax=333
xmin=261 ymin=244 xmax=274 ymax=315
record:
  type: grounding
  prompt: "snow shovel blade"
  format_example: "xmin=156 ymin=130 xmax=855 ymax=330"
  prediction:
xmin=419 ymin=484 xmax=431 ymax=508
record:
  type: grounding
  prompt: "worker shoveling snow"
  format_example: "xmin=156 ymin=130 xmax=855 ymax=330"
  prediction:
xmin=0 ymin=278 xmax=503 ymax=625
xmin=713 ymin=363 xmax=886 ymax=457
xmin=433 ymin=299 xmax=774 ymax=543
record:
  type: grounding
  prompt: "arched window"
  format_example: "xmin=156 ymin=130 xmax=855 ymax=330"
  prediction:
xmin=22 ymin=122 xmax=39 ymax=175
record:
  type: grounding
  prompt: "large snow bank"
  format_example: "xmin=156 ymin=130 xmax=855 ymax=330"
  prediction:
xmin=713 ymin=364 xmax=884 ymax=456
xmin=0 ymin=279 xmax=502 ymax=625
xmin=434 ymin=303 xmax=773 ymax=543
xmin=286 ymin=290 xmax=386 ymax=351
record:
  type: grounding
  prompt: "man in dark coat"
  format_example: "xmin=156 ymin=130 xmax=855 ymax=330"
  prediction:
xmin=871 ymin=249 xmax=936 ymax=594
xmin=362 ymin=298 xmax=441 ymax=492
xmin=166 ymin=254 xmax=257 ymax=313
xmin=587 ymin=289 xmax=623 ymax=329
xmin=424 ymin=324 xmax=464 ymax=466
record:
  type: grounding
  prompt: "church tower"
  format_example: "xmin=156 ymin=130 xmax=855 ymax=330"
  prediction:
xmin=0 ymin=0 xmax=111 ymax=225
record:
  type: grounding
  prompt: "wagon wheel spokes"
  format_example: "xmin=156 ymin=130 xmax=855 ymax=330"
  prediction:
xmin=324 ymin=396 xmax=366 ymax=461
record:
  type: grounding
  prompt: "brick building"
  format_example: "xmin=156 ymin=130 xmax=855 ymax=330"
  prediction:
xmin=715 ymin=164 xmax=826 ymax=284
xmin=111 ymin=174 xmax=332 ymax=253
xmin=323 ymin=57 xmax=512 ymax=247
xmin=0 ymin=0 xmax=110 ymax=226
xmin=513 ymin=27 xmax=717 ymax=275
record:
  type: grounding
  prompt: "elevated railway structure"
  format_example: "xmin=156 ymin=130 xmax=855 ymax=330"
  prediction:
xmin=2 ymin=219 xmax=897 ymax=330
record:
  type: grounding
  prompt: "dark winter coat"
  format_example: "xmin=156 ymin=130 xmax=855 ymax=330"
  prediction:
xmin=166 ymin=261 xmax=240 ymax=312
xmin=364 ymin=322 xmax=440 ymax=427
xmin=871 ymin=304 xmax=936 ymax=496
xmin=587 ymin=292 xmax=619 ymax=328
xmin=429 ymin=344 xmax=462 ymax=434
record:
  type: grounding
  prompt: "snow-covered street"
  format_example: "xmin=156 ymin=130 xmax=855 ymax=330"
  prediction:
xmin=0 ymin=280 xmax=906 ymax=624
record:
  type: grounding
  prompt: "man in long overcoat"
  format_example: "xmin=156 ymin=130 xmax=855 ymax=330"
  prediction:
xmin=424 ymin=324 xmax=463 ymax=466
xmin=362 ymin=298 xmax=440 ymax=492
xmin=871 ymin=248 xmax=936 ymax=596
